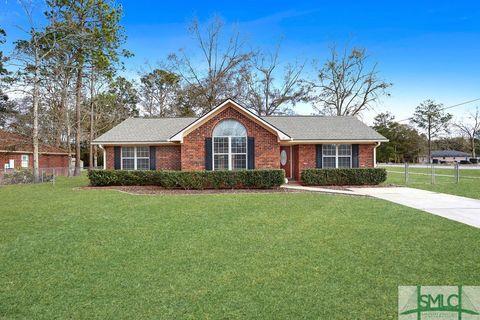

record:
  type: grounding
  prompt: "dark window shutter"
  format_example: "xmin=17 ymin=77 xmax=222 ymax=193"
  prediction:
xmin=352 ymin=144 xmax=359 ymax=168
xmin=205 ymin=138 xmax=212 ymax=170
xmin=114 ymin=147 xmax=121 ymax=170
xmin=316 ymin=144 xmax=323 ymax=168
xmin=247 ymin=137 xmax=255 ymax=169
xmin=149 ymin=146 xmax=156 ymax=170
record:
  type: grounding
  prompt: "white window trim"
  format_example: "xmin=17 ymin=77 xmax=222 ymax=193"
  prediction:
xmin=21 ymin=154 xmax=29 ymax=168
xmin=212 ymin=136 xmax=247 ymax=171
xmin=322 ymin=144 xmax=352 ymax=168
xmin=121 ymin=146 xmax=150 ymax=170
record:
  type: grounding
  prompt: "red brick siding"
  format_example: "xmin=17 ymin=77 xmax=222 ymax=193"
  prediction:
xmin=0 ymin=152 xmax=69 ymax=170
xmin=105 ymin=145 xmax=181 ymax=170
xmin=292 ymin=143 xmax=376 ymax=181
xmin=39 ymin=154 xmax=69 ymax=168
xmin=359 ymin=144 xmax=375 ymax=168
xmin=296 ymin=144 xmax=316 ymax=181
xmin=156 ymin=146 xmax=181 ymax=170
xmin=181 ymin=103 xmax=280 ymax=170
xmin=105 ymin=146 xmax=115 ymax=169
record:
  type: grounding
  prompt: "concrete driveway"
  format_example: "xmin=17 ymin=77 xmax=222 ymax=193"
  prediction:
xmin=350 ymin=187 xmax=480 ymax=229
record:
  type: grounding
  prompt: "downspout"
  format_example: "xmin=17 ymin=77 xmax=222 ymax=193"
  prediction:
xmin=98 ymin=144 xmax=106 ymax=170
xmin=373 ymin=142 xmax=381 ymax=168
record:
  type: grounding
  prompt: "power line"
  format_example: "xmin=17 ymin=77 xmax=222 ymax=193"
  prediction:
xmin=397 ymin=97 xmax=480 ymax=122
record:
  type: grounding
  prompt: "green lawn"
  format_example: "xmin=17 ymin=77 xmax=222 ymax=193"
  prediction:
xmin=383 ymin=165 xmax=480 ymax=199
xmin=0 ymin=177 xmax=479 ymax=319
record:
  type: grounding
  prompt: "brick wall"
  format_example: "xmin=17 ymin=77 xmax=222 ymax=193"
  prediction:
xmin=156 ymin=146 xmax=181 ymax=170
xmin=105 ymin=145 xmax=181 ymax=170
xmin=291 ymin=143 xmax=376 ymax=181
xmin=295 ymin=144 xmax=316 ymax=181
xmin=181 ymin=103 xmax=280 ymax=170
xmin=105 ymin=146 xmax=115 ymax=169
xmin=0 ymin=152 xmax=69 ymax=170
xmin=359 ymin=144 xmax=375 ymax=168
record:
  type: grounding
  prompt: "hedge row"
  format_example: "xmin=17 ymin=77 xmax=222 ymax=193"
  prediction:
xmin=88 ymin=169 xmax=285 ymax=189
xmin=301 ymin=168 xmax=387 ymax=186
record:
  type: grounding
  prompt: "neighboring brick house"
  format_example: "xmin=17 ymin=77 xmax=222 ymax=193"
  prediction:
xmin=0 ymin=131 xmax=70 ymax=170
xmin=93 ymin=99 xmax=388 ymax=181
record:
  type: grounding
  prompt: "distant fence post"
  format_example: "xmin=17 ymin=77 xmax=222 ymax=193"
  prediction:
xmin=455 ymin=163 xmax=460 ymax=184
xmin=431 ymin=163 xmax=435 ymax=184
xmin=404 ymin=162 xmax=409 ymax=184
xmin=52 ymin=168 xmax=56 ymax=186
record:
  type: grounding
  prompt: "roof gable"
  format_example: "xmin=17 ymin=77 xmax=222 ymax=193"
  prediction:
xmin=0 ymin=130 xmax=68 ymax=154
xmin=169 ymin=99 xmax=291 ymax=142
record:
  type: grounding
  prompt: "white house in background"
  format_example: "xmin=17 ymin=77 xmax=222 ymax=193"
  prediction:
xmin=419 ymin=150 xmax=471 ymax=164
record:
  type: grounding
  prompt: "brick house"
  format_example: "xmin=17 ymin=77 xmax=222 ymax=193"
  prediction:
xmin=0 ymin=131 xmax=70 ymax=170
xmin=93 ymin=100 xmax=388 ymax=181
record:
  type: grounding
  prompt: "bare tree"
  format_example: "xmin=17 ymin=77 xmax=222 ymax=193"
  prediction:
xmin=13 ymin=0 xmax=59 ymax=182
xmin=168 ymin=16 xmax=253 ymax=114
xmin=454 ymin=107 xmax=480 ymax=158
xmin=311 ymin=45 xmax=392 ymax=116
xmin=242 ymin=45 xmax=309 ymax=115
xmin=138 ymin=68 xmax=180 ymax=117
xmin=48 ymin=0 xmax=125 ymax=175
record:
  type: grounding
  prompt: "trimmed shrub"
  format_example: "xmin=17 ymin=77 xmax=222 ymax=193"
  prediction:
xmin=301 ymin=168 xmax=387 ymax=186
xmin=88 ymin=169 xmax=285 ymax=189
xmin=2 ymin=169 xmax=34 ymax=185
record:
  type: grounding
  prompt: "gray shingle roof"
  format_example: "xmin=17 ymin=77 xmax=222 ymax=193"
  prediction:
xmin=94 ymin=117 xmax=197 ymax=143
xmin=94 ymin=115 xmax=387 ymax=143
xmin=263 ymin=116 xmax=387 ymax=141
xmin=431 ymin=150 xmax=470 ymax=157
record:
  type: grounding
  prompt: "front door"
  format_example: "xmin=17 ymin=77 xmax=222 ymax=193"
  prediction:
xmin=280 ymin=146 xmax=292 ymax=179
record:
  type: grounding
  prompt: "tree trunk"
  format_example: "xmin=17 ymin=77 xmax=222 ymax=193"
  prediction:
xmin=74 ymin=63 xmax=83 ymax=176
xmin=472 ymin=137 xmax=476 ymax=158
xmin=65 ymin=101 xmax=73 ymax=177
xmin=93 ymin=145 xmax=98 ymax=168
xmin=89 ymin=65 xmax=95 ymax=170
xmin=427 ymin=116 xmax=432 ymax=164
xmin=32 ymin=56 xmax=40 ymax=183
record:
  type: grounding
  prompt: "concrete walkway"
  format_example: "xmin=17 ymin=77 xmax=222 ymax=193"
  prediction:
xmin=350 ymin=187 xmax=480 ymax=229
xmin=281 ymin=184 xmax=480 ymax=228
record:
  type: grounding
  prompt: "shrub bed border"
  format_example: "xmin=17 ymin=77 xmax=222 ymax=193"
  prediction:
xmin=301 ymin=168 xmax=387 ymax=186
xmin=88 ymin=169 xmax=285 ymax=190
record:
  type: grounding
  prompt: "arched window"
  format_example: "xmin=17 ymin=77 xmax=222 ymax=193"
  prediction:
xmin=212 ymin=120 xmax=247 ymax=170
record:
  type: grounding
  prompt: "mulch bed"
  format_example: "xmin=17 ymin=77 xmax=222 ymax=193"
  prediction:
xmin=78 ymin=183 xmax=394 ymax=196
xmin=79 ymin=185 xmax=306 ymax=195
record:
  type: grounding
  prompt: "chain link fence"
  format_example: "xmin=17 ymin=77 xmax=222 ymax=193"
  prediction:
xmin=378 ymin=163 xmax=480 ymax=185
xmin=0 ymin=167 xmax=74 ymax=185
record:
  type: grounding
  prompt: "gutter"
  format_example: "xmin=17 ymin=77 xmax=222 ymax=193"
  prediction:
xmin=373 ymin=141 xmax=382 ymax=168
xmin=91 ymin=141 xmax=178 ymax=146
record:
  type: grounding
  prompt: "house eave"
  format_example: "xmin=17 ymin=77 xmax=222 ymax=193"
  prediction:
xmin=281 ymin=139 xmax=389 ymax=145
xmin=92 ymin=141 xmax=179 ymax=146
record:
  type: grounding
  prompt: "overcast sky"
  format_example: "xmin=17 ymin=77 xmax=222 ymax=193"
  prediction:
xmin=1 ymin=0 xmax=479 ymax=124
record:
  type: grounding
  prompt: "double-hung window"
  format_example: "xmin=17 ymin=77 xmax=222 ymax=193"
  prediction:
xmin=21 ymin=155 xmax=29 ymax=168
xmin=322 ymin=144 xmax=352 ymax=168
xmin=213 ymin=120 xmax=247 ymax=170
xmin=121 ymin=147 xmax=150 ymax=170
